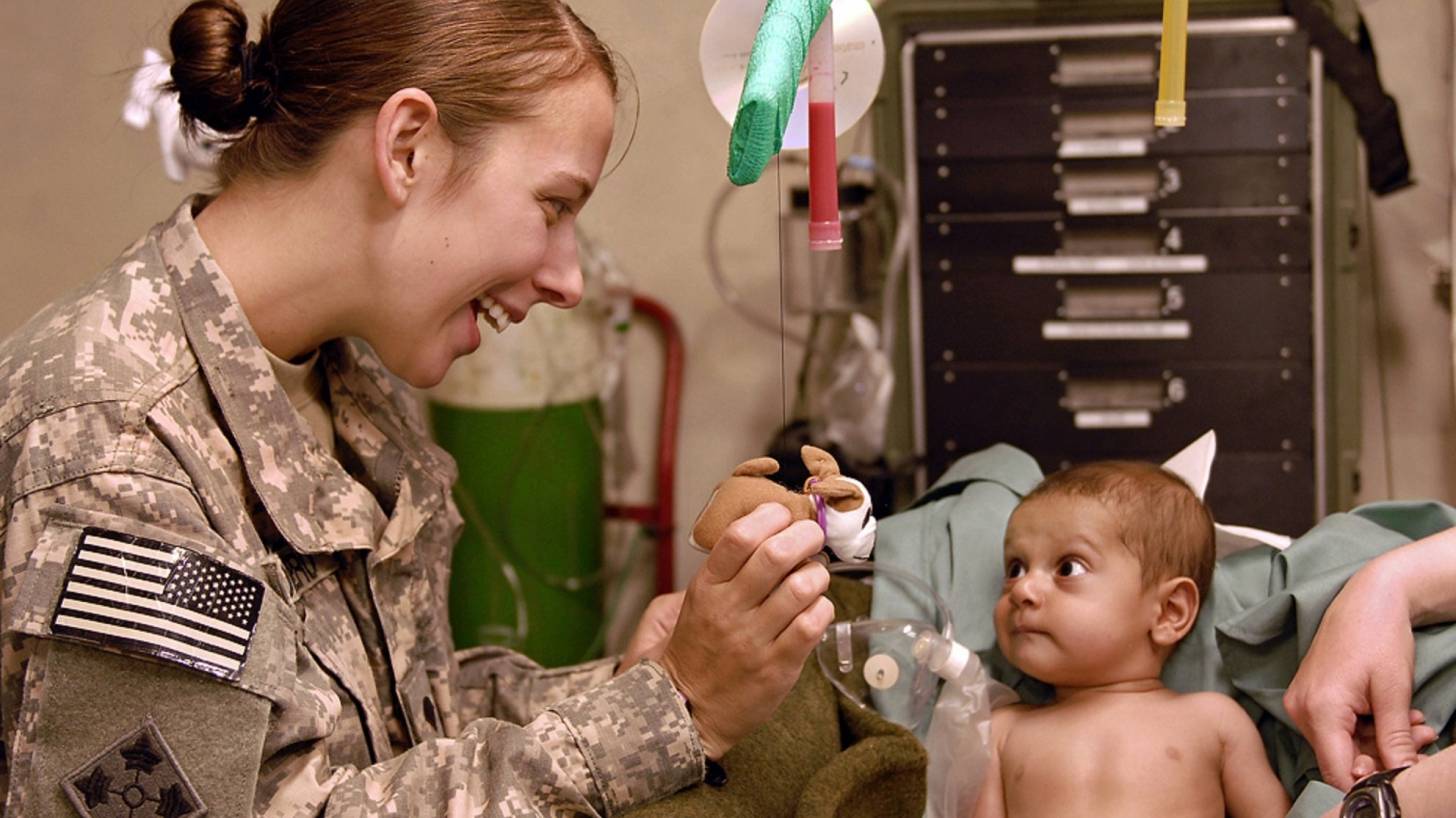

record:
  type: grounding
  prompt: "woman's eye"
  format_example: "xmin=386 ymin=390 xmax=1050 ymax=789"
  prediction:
xmin=1004 ymin=561 xmax=1026 ymax=580
xmin=1057 ymin=558 xmax=1088 ymax=578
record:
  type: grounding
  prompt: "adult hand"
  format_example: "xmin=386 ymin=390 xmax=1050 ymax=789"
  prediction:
xmin=618 ymin=591 xmax=685 ymax=673
xmin=659 ymin=502 xmax=834 ymax=760
xmin=1284 ymin=561 xmax=1421 ymax=790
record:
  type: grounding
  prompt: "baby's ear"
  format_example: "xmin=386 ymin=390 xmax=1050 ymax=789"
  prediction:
xmin=1150 ymin=577 xmax=1200 ymax=647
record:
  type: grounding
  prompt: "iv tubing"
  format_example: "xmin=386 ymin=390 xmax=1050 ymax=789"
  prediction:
xmin=807 ymin=7 xmax=843 ymax=250
xmin=1155 ymin=0 xmax=1189 ymax=128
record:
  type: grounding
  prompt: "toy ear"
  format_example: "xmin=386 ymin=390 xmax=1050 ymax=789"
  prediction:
xmin=800 ymin=445 xmax=840 ymax=478
xmin=808 ymin=477 xmax=863 ymax=507
xmin=732 ymin=457 xmax=780 ymax=478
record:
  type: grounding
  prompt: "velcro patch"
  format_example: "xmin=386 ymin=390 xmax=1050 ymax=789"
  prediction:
xmin=50 ymin=527 xmax=262 ymax=681
xmin=62 ymin=719 xmax=206 ymax=818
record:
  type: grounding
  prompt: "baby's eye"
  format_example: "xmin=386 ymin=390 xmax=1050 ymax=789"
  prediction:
xmin=1004 ymin=560 xmax=1026 ymax=580
xmin=1056 ymin=558 xmax=1088 ymax=578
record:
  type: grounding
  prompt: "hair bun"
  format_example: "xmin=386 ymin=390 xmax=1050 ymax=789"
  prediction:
xmin=166 ymin=0 xmax=270 ymax=134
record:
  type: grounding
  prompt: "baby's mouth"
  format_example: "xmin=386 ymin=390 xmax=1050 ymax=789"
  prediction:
xmin=472 ymin=292 xmax=511 ymax=334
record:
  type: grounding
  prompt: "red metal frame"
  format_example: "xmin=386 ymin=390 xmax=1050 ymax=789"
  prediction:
xmin=604 ymin=295 xmax=684 ymax=595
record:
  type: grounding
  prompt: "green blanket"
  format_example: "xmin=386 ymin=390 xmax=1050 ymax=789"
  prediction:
xmin=871 ymin=444 xmax=1456 ymax=816
xmin=624 ymin=578 xmax=927 ymax=817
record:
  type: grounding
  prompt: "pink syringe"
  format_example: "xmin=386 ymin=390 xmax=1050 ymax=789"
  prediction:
xmin=806 ymin=6 xmax=842 ymax=252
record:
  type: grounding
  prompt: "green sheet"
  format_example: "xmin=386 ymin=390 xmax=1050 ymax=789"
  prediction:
xmin=871 ymin=444 xmax=1456 ymax=812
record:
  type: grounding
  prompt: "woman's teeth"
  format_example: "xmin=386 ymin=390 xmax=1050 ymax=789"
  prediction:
xmin=474 ymin=293 xmax=510 ymax=334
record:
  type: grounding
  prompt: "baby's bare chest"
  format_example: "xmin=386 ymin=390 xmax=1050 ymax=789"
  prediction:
xmin=1000 ymin=702 xmax=1225 ymax=818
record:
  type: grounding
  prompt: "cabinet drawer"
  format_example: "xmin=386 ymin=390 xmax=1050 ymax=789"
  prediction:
xmin=923 ymin=213 xmax=1310 ymax=274
xmin=922 ymin=273 xmax=1311 ymax=363
xmin=917 ymin=91 xmax=1308 ymax=160
xmin=919 ymin=154 xmax=1310 ymax=215
xmin=913 ymin=31 xmax=1309 ymax=100
xmin=923 ymin=362 xmax=1313 ymax=458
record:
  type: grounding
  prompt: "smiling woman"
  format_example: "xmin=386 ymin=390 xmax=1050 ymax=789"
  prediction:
xmin=0 ymin=0 xmax=838 ymax=815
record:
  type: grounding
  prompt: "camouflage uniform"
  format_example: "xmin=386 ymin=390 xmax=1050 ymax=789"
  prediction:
xmin=0 ymin=199 xmax=703 ymax=817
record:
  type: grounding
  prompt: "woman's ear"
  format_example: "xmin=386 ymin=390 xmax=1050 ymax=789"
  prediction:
xmin=373 ymin=88 xmax=440 ymax=207
xmin=1150 ymin=577 xmax=1200 ymax=647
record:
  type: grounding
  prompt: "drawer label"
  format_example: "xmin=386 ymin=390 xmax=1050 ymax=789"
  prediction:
xmin=1042 ymin=320 xmax=1191 ymax=340
xmin=1067 ymin=196 xmax=1151 ymax=216
xmin=1074 ymin=409 xmax=1154 ymax=429
xmin=1059 ymin=138 xmax=1149 ymax=158
xmin=1014 ymin=255 xmax=1209 ymax=275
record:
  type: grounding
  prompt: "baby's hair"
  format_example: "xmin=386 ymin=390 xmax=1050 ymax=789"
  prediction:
xmin=165 ymin=0 xmax=623 ymax=189
xmin=1022 ymin=461 xmax=1215 ymax=600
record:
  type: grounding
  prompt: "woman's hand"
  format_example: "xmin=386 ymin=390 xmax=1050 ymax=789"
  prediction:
xmin=618 ymin=591 xmax=685 ymax=673
xmin=1284 ymin=559 xmax=1421 ymax=790
xmin=658 ymin=502 xmax=834 ymax=760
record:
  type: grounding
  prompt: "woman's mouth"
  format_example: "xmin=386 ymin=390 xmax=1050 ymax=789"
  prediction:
xmin=472 ymin=292 xmax=511 ymax=334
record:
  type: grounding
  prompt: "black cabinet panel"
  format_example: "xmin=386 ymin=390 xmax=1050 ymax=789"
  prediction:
xmin=908 ymin=20 xmax=1321 ymax=534
xmin=924 ymin=362 xmax=1313 ymax=460
xmin=914 ymin=31 xmax=1309 ymax=100
xmin=921 ymin=273 xmax=1311 ymax=363
xmin=919 ymin=154 xmax=1310 ymax=214
xmin=923 ymin=214 xmax=1310 ymax=274
xmin=918 ymin=92 xmax=1309 ymax=160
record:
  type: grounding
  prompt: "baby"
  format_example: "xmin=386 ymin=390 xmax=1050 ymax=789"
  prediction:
xmin=974 ymin=461 xmax=1291 ymax=818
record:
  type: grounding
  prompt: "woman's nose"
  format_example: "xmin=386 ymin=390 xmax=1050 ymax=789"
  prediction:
xmin=536 ymin=231 xmax=584 ymax=309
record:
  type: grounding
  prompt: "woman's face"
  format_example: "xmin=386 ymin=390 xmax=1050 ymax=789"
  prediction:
xmin=368 ymin=71 xmax=616 ymax=388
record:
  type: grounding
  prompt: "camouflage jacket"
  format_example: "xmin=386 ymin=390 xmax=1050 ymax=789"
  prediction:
xmin=0 ymin=200 xmax=702 ymax=817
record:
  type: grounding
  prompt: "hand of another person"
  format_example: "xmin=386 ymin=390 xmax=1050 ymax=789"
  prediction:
xmin=1349 ymin=710 xmax=1439 ymax=780
xmin=617 ymin=591 xmax=685 ymax=673
xmin=659 ymin=502 xmax=834 ymax=760
xmin=1284 ymin=561 xmax=1419 ymax=790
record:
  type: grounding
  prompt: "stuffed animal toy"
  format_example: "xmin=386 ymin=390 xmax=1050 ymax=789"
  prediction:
xmin=689 ymin=445 xmax=876 ymax=562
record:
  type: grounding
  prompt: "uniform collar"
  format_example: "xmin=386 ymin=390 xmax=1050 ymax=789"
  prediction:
xmin=156 ymin=197 xmax=455 ymax=557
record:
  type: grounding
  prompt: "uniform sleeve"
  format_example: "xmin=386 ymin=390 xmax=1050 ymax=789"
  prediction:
xmin=3 ymin=466 xmax=702 ymax=818
xmin=453 ymin=644 xmax=621 ymax=725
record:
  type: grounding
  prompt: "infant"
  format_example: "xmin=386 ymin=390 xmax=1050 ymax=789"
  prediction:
xmin=974 ymin=461 xmax=1291 ymax=818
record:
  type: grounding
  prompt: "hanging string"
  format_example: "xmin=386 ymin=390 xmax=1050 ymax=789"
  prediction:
xmin=775 ymin=155 xmax=788 ymax=430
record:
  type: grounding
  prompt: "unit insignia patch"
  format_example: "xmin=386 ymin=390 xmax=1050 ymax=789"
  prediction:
xmin=61 ymin=719 xmax=206 ymax=818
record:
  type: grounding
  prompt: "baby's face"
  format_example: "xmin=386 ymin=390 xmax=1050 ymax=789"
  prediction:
xmin=995 ymin=494 xmax=1162 ymax=688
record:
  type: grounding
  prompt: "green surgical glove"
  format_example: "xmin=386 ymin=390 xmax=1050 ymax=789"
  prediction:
xmin=726 ymin=0 xmax=832 ymax=185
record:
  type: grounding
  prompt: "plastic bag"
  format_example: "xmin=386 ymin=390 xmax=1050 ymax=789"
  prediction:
xmin=813 ymin=312 xmax=893 ymax=463
xmin=918 ymin=635 xmax=1018 ymax=818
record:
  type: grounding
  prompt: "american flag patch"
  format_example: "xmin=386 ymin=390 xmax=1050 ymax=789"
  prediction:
xmin=50 ymin=528 xmax=262 ymax=681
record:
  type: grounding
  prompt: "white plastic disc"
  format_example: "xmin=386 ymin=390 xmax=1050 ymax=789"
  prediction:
xmin=863 ymin=653 xmax=900 ymax=690
xmin=699 ymin=0 xmax=885 ymax=150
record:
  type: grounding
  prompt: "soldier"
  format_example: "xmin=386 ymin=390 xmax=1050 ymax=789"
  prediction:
xmin=0 ymin=1 xmax=834 ymax=815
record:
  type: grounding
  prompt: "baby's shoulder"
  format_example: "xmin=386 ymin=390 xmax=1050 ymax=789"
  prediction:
xmin=1166 ymin=690 xmax=1257 ymax=733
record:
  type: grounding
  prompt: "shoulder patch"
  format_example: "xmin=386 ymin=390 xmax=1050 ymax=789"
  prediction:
xmin=61 ymin=718 xmax=206 ymax=818
xmin=50 ymin=527 xmax=262 ymax=681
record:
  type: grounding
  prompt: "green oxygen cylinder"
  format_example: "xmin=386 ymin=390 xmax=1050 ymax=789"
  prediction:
xmin=429 ymin=305 xmax=605 ymax=668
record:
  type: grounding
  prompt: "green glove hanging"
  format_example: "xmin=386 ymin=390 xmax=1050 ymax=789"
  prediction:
xmin=726 ymin=0 xmax=832 ymax=185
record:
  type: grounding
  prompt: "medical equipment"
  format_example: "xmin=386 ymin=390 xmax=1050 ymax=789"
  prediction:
xmin=1155 ymin=0 xmax=1190 ymax=128
xmin=806 ymin=7 xmax=843 ymax=250
xmin=816 ymin=561 xmax=1012 ymax=816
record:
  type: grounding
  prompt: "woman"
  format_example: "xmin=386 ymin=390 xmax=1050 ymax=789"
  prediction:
xmin=0 ymin=1 xmax=833 ymax=815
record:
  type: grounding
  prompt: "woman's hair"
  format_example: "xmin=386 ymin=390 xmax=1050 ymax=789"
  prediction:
xmin=1020 ymin=460 xmax=1216 ymax=600
xmin=165 ymin=0 xmax=619 ymax=187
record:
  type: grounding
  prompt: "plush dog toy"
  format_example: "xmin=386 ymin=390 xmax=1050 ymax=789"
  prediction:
xmin=689 ymin=445 xmax=876 ymax=562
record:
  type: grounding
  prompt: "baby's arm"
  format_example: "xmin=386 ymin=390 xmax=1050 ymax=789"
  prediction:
xmin=971 ymin=705 xmax=1024 ymax=818
xmin=1208 ymin=694 xmax=1292 ymax=818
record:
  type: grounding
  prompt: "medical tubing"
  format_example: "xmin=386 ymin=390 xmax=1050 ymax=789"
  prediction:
xmin=706 ymin=154 xmax=910 ymax=348
xmin=826 ymin=561 xmax=955 ymax=642
xmin=705 ymin=171 xmax=810 ymax=345
xmin=807 ymin=7 xmax=843 ymax=251
xmin=1155 ymin=0 xmax=1189 ymax=128
xmin=452 ymin=483 xmax=530 ymax=648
